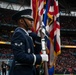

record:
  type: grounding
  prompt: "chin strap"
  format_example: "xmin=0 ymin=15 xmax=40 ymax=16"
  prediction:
xmin=23 ymin=18 xmax=29 ymax=30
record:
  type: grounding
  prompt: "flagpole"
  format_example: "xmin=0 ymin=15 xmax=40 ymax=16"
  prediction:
xmin=39 ymin=17 xmax=49 ymax=75
xmin=39 ymin=0 xmax=49 ymax=75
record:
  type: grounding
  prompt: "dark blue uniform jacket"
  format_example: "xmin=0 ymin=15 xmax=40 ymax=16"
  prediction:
xmin=9 ymin=27 xmax=42 ymax=75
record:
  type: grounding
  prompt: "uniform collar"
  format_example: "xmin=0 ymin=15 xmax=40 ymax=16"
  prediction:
xmin=19 ymin=27 xmax=29 ymax=35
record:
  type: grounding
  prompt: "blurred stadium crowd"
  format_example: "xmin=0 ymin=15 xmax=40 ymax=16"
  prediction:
xmin=55 ymin=49 xmax=76 ymax=74
xmin=0 ymin=48 xmax=14 ymax=59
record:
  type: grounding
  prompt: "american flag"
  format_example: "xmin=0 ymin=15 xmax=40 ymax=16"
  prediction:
xmin=32 ymin=0 xmax=44 ymax=33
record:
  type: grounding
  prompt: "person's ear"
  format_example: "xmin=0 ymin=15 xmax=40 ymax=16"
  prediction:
xmin=19 ymin=19 xmax=24 ymax=24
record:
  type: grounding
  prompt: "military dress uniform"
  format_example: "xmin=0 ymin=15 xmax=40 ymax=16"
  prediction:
xmin=9 ymin=8 xmax=48 ymax=75
xmin=9 ymin=27 xmax=42 ymax=75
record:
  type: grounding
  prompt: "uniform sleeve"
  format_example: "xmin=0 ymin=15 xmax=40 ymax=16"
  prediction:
xmin=11 ymin=31 xmax=35 ymax=65
xmin=29 ymin=32 xmax=41 ymax=54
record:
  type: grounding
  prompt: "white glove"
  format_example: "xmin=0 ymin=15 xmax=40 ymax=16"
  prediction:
xmin=37 ymin=22 xmax=46 ymax=37
xmin=41 ymin=54 xmax=48 ymax=62
xmin=37 ymin=28 xmax=41 ymax=37
xmin=37 ymin=27 xmax=46 ymax=37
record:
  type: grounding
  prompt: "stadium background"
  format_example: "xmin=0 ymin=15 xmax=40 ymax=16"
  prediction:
xmin=0 ymin=0 xmax=76 ymax=75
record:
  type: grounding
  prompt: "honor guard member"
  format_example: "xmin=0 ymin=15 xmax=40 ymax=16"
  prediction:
xmin=9 ymin=8 xmax=48 ymax=75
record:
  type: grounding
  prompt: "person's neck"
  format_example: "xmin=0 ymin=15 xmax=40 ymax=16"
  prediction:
xmin=19 ymin=26 xmax=27 ymax=31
